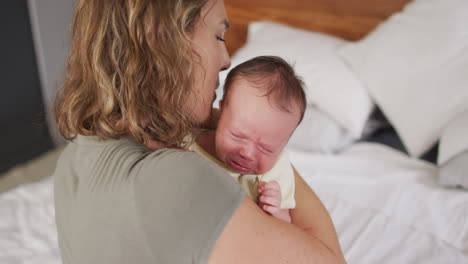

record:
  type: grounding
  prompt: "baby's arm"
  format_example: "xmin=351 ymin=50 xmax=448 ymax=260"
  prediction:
xmin=257 ymin=181 xmax=291 ymax=223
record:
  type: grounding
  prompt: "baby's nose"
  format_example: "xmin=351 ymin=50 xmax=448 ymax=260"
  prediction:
xmin=239 ymin=144 xmax=255 ymax=161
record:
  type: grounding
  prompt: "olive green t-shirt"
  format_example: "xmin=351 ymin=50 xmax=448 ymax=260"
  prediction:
xmin=53 ymin=136 xmax=244 ymax=264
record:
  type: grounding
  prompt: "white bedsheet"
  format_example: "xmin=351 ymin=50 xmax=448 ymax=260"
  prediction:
xmin=0 ymin=177 xmax=59 ymax=264
xmin=1 ymin=142 xmax=467 ymax=263
xmin=290 ymin=143 xmax=468 ymax=263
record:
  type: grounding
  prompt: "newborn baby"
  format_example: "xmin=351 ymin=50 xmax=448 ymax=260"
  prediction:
xmin=190 ymin=56 xmax=306 ymax=223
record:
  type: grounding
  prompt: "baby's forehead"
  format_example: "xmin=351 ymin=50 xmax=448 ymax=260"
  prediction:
xmin=225 ymin=76 xmax=260 ymax=95
xmin=223 ymin=99 xmax=300 ymax=135
xmin=224 ymin=77 xmax=272 ymax=105
xmin=225 ymin=78 xmax=301 ymax=116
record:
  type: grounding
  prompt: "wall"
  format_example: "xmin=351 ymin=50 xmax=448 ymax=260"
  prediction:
xmin=27 ymin=0 xmax=75 ymax=144
xmin=0 ymin=0 xmax=54 ymax=173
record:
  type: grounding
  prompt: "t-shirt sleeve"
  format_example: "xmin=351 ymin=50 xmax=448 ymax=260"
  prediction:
xmin=132 ymin=149 xmax=245 ymax=264
xmin=259 ymin=151 xmax=296 ymax=209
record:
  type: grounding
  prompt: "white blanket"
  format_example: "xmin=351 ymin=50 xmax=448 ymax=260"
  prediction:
xmin=290 ymin=143 xmax=468 ymax=263
xmin=1 ymin=143 xmax=467 ymax=263
xmin=0 ymin=177 xmax=59 ymax=264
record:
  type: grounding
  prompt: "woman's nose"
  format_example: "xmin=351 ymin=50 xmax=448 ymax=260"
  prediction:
xmin=220 ymin=45 xmax=231 ymax=71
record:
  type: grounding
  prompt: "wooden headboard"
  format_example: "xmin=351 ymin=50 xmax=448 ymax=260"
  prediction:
xmin=225 ymin=0 xmax=411 ymax=55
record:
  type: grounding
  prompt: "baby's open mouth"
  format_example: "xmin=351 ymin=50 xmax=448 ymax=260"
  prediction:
xmin=228 ymin=159 xmax=252 ymax=174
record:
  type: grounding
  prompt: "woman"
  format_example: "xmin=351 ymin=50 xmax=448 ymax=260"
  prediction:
xmin=53 ymin=0 xmax=346 ymax=263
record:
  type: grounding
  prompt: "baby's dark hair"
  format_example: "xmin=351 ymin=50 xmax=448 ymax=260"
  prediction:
xmin=222 ymin=56 xmax=307 ymax=124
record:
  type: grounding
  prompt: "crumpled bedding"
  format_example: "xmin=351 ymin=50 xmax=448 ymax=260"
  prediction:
xmin=291 ymin=143 xmax=468 ymax=263
xmin=1 ymin=143 xmax=467 ymax=263
xmin=0 ymin=177 xmax=59 ymax=264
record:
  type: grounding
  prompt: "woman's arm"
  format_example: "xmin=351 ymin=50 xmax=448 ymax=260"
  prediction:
xmin=290 ymin=167 xmax=346 ymax=263
xmin=207 ymin=195 xmax=345 ymax=264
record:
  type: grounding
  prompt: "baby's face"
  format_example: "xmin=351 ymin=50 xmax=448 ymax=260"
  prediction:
xmin=215 ymin=78 xmax=300 ymax=175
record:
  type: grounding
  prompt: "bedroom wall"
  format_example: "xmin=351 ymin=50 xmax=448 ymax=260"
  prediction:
xmin=0 ymin=0 xmax=54 ymax=173
xmin=28 ymin=0 xmax=75 ymax=144
xmin=0 ymin=0 xmax=74 ymax=173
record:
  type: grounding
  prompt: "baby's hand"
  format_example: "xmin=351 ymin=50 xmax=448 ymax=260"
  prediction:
xmin=257 ymin=180 xmax=291 ymax=223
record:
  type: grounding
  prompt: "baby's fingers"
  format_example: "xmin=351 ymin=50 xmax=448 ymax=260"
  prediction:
xmin=260 ymin=188 xmax=281 ymax=200
xmin=257 ymin=181 xmax=267 ymax=193
xmin=262 ymin=204 xmax=280 ymax=215
xmin=262 ymin=181 xmax=280 ymax=191
xmin=259 ymin=194 xmax=281 ymax=207
xmin=259 ymin=180 xmax=280 ymax=192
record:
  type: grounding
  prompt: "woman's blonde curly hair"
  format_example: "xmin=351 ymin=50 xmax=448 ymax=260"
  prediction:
xmin=55 ymin=0 xmax=209 ymax=147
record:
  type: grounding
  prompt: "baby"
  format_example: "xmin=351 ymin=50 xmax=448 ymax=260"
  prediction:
xmin=190 ymin=56 xmax=306 ymax=223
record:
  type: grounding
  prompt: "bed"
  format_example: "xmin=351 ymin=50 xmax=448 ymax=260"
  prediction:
xmin=1 ymin=0 xmax=467 ymax=263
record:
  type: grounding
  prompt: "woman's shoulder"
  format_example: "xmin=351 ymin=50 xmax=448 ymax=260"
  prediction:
xmin=61 ymin=135 xmax=230 ymax=177
xmin=137 ymin=143 xmax=237 ymax=189
xmin=131 ymin=142 xmax=245 ymax=264
xmin=57 ymin=135 xmax=213 ymax=179
xmin=59 ymin=134 xmax=243 ymax=199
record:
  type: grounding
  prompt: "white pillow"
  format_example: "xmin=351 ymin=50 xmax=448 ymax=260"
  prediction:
xmin=437 ymin=111 xmax=468 ymax=189
xmin=216 ymin=22 xmax=373 ymax=138
xmin=439 ymin=151 xmax=468 ymax=190
xmin=438 ymin=111 xmax=468 ymax=189
xmin=287 ymin=106 xmax=356 ymax=154
xmin=438 ymin=111 xmax=468 ymax=165
xmin=339 ymin=0 xmax=468 ymax=157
